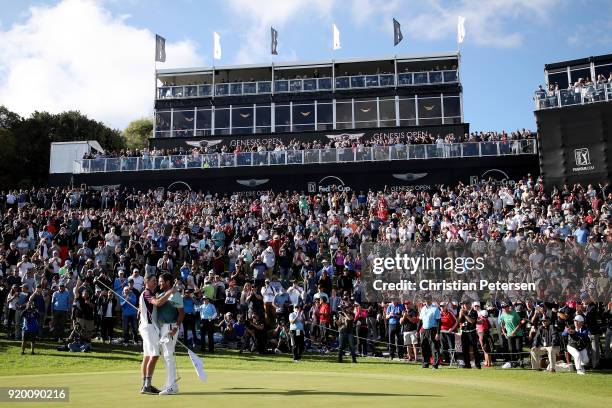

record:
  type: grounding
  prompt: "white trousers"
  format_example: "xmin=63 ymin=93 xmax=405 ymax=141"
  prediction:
xmin=567 ymin=345 xmax=589 ymax=372
xmin=159 ymin=323 xmax=178 ymax=388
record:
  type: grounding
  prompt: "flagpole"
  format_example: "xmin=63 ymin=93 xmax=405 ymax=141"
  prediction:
xmin=153 ymin=59 xmax=157 ymax=142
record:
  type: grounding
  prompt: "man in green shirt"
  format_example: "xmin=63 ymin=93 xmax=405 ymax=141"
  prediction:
xmin=156 ymin=273 xmax=184 ymax=395
xmin=202 ymin=279 xmax=216 ymax=302
xmin=499 ymin=302 xmax=526 ymax=368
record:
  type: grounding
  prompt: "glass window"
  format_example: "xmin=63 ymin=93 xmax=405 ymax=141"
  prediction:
xmin=570 ymin=68 xmax=591 ymax=84
xmin=414 ymin=72 xmax=428 ymax=84
xmin=156 ymin=111 xmax=171 ymax=131
xmin=379 ymin=98 xmax=396 ymax=127
xmin=214 ymin=107 xmax=230 ymax=134
xmin=173 ymin=110 xmax=194 ymax=130
xmin=443 ymin=96 xmax=460 ymax=118
xmin=354 ymin=99 xmax=377 ymax=123
xmin=275 ymin=105 xmax=290 ymax=133
xmin=418 ymin=96 xmax=442 ymax=125
xmin=292 ymin=103 xmax=315 ymax=131
xmin=429 ymin=71 xmax=442 ymax=83
xmin=336 ymin=100 xmax=352 ymax=129
xmin=547 ymin=71 xmax=568 ymax=89
xmin=398 ymin=98 xmax=416 ymax=126
xmin=594 ymin=64 xmax=612 ymax=80
xmin=232 ymin=105 xmax=253 ymax=130
xmin=317 ymin=102 xmax=333 ymax=130
xmin=196 ymin=108 xmax=211 ymax=130
xmin=256 ymin=105 xmax=271 ymax=127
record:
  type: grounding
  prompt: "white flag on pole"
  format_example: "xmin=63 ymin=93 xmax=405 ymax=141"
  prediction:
xmin=333 ymin=23 xmax=341 ymax=50
xmin=188 ymin=349 xmax=207 ymax=382
xmin=213 ymin=31 xmax=222 ymax=60
xmin=457 ymin=16 xmax=466 ymax=44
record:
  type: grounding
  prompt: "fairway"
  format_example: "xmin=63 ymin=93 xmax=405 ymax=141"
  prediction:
xmin=0 ymin=340 xmax=610 ymax=408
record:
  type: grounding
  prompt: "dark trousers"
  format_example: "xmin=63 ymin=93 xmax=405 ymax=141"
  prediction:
xmin=356 ymin=323 xmax=369 ymax=355
xmin=122 ymin=315 xmax=138 ymax=342
xmin=506 ymin=336 xmax=523 ymax=366
xmin=388 ymin=323 xmax=403 ymax=358
xmin=421 ymin=328 xmax=440 ymax=366
xmin=290 ymin=330 xmax=305 ymax=360
xmin=200 ymin=319 xmax=214 ymax=352
xmin=440 ymin=331 xmax=455 ymax=363
xmin=338 ymin=332 xmax=357 ymax=362
xmin=6 ymin=309 xmax=16 ymax=336
xmin=183 ymin=313 xmax=198 ymax=345
xmin=101 ymin=317 xmax=114 ymax=340
xmin=52 ymin=310 xmax=67 ymax=339
xmin=461 ymin=331 xmax=481 ymax=368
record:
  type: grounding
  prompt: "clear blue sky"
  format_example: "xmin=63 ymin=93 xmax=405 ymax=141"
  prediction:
xmin=0 ymin=0 xmax=611 ymax=131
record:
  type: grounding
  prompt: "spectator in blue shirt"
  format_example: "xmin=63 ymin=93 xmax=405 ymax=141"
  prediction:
xmin=119 ymin=287 xmax=138 ymax=345
xmin=289 ymin=304 xmax=306 ymax=361
xmin=386 ymin=300 xmax=405 ymax=359
xmin=573 ymin=224 xmax=589 ymax=245
xmin=51 ymin=283 xmax=71 ymax=340
xmin=197 ymin=297 xmax=217 ymax=353
xmin=114 ymin=270 xmax=128 ymax=294
xmin=419 ymin=297 xmax=441 ymax=369
xmin=182 ymin=290 xmax=198 ymax=347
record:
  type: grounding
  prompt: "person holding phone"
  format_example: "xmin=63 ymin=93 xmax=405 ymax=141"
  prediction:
xmin=289 ymin=304 xmax=305 ymax=362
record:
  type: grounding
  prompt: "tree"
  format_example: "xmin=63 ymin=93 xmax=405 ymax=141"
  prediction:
xmin=0 ymin=105 xmax=125 ymax=187
xmin=0 ymin=128 xmax=18 ymax=186
xmin=123 ymin=118 xmax=153 ymax=150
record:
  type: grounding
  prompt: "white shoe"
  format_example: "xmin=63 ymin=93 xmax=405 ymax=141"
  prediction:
xmin=502 ymin=362 xmax=512 ymax=369
xmin=159 ymin=386 xmax=179 ymax=395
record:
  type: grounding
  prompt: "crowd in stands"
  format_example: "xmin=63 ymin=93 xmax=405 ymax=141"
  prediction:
xmin=535 ymin=73 xmax=612 ymax=109
xmin=83 ymin=129 xmax=535 ymax=160
xmin=1 ymin=175 xmax=609 ymax=372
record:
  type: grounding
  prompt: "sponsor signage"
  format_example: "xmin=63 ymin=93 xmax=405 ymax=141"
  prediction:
xmin=308 ymin=176 xmax=352 ymax=193
xmin=150 ymin=124 xmax=468 ymax=151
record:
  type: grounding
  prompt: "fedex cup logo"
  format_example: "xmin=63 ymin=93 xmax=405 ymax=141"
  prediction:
xmin=308 ymin=176 xmax=351 ymax=193
xmin=574 ymin=148 xmax=590 ymax=166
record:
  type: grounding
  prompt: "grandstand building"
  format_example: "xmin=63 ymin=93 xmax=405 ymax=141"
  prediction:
xmin=534 ymin=53 xmax=612 ymax=188
xmin=55 ymin=53 xmax=539 ymax=192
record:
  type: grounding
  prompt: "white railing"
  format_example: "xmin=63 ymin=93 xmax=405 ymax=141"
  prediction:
xmin=74 ymin=139 xmax=536 ymax=174
xmin=534 ymin=83 xmax=612 ymax=110
xmin=157 ymin=69 xmax=459 ymax=99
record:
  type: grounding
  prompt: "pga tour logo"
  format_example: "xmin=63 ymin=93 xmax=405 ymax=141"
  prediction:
xmin=572 ymin=148 xmax=595 ymax=172
xmin=574 ymin=148 xmax=590 ymax=166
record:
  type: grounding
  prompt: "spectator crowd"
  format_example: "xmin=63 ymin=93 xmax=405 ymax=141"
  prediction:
xmin=0 ymin=173 xmax=610 ymax=373
xmin=82 ymin=129 xmax=535 ymax=161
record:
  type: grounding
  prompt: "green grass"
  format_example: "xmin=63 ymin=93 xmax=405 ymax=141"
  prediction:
xmin=0 ymin=339 xmax=610 ymax=408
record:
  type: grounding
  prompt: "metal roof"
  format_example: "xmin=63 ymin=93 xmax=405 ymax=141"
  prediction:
xmin=545 ymin=53 xmax=612 ymax=71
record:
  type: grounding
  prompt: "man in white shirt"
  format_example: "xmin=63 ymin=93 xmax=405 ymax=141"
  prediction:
xmin=287 ymin=280 xmax=304 ymax=306
xmin=130 ymin=269 xmax=145 ymax=292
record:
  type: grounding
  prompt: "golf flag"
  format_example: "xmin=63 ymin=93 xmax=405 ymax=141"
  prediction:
xmin=155 ymin=34 xmax=166 ymax=62
xmin=393 ymin=18 xmax=403 ymax=46
xmin=457 ymin=16 xmax=466 ymax=44
xmin=333 ymin=23 xmax=341 ymax=50
xmin=213 ymin=31 xmax=222 ymax=60
xmin=188 ymin=349 xmax=207 ymax=382
xmin=271 ymin=27 xmax=278 ymax=55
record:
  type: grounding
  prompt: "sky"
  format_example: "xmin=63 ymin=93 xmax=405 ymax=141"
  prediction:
xmin=0 ymin=0 xmax=611 ymax=132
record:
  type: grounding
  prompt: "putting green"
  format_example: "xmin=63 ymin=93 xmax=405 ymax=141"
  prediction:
xmin=1 ymin=367 xmax=609 ymax=408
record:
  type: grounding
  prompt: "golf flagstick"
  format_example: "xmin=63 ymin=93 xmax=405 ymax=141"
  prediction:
xmin=96 ymin=280 xmax=208 ymax=384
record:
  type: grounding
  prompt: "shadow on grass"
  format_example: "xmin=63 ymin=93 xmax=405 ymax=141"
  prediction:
xmin=176 ymin=388 xmax=443 ymax=397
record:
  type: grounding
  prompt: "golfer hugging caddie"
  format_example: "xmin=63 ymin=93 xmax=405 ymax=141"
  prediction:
xmin=138 ymin=273 xmax=183 ymax=395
